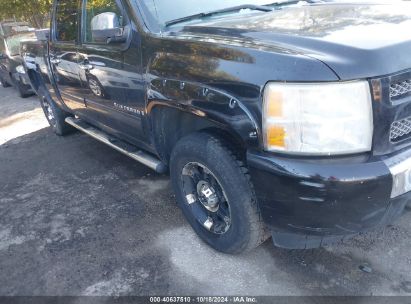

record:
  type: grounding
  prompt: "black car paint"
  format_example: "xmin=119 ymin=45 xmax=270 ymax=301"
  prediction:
xmin=184 ymin=3 xmax=411 ymax=80
xmin=22 ymin=1 xmax=411 ymax=248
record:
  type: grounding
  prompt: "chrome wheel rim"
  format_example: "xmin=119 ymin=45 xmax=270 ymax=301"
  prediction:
xmin=181 ymin=162 xmax=232 ymax=235
xmin=88 ymin=79 xmax=102 ymax=97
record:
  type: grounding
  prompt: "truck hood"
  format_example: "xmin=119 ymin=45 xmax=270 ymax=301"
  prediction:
xmin=181 ymin=2 xmax=411 ymax=80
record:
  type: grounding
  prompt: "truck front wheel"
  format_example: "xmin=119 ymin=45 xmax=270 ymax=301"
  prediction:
xmin=170 ymin=132 xmax=269 ymax=254
xmin=14 ymin=78 xmax=32 ymax=98
xmin=38 ymin=88 xmax=74 ymax=136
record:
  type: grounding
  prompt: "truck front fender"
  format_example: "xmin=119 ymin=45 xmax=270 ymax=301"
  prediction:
xmin=146 ymin=78 xmax=261 ymax=163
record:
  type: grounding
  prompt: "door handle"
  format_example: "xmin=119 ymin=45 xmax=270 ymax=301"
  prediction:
xmin=79 ymin=63 xmax=94 ymax=70
xmin=50 ymin=58 xmax=61 ymax=64
xmin=90 ymin=61 xmax=106 ymax=67
xmin=78 ymin=63 xmax=94 ymax=70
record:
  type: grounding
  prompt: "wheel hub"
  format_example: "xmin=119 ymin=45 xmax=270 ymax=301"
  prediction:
xmin=197 ymin=180 xmax=219 ymax=212
xmin=89 ymin=79 xmax=102 ymax=96
xmin=181 ymin=162 xmax=232 ymax=235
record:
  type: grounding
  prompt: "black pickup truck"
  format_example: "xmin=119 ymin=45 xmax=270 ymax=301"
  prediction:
xmin=22 ymin=0 xmax=411 ymax=253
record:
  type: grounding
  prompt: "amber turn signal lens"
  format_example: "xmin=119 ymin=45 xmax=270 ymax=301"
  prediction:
xmin=266 ymin=126 xmax=285 ymax=148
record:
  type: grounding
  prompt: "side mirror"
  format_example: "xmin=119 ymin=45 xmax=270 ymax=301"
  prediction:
xmin=35 ymin=29 xmax=50 ymax=41
xmin=91 ymin=12 xmax=127 ymax=44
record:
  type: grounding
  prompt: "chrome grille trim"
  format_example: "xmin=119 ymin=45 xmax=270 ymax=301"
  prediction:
xmin=390 ymin=79 xmax=411 ymax=99
xmin=390 ymin=117 xmax=411 ymax=142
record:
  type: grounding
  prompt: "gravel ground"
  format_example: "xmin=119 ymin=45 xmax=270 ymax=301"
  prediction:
xmin=0 ymin=86 xmax=411 ymax=297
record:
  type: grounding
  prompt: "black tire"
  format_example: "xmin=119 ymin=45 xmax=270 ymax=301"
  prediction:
xmin=1 ymin=77 xmax=11 ymax=88
xmin=38 ymin=87 xmax=75 ymax=136
xmin=15 ymin=79 xmax=32 ymax=98
xmin=170 ymin=132 xmax=269 ymax=254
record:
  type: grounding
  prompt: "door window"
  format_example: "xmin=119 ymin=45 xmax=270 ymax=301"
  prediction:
xmin=55 ymin=0 xmax=79 ymax=42
xmin=84 ymin=0 xmax=125 ymax=44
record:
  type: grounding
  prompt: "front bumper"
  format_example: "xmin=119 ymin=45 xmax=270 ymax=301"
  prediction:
xmin=247 ymin=149 xmax=411 ymax=249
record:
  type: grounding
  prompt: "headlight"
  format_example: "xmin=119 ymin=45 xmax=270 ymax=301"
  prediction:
xmin=16 ymin=65 xmax=26 ymax=74
xmin=262 ymin=81 xmax=373 ymax=155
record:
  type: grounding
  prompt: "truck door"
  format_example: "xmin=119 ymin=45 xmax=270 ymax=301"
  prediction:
xmin=77 ymin=0 xmax=147 ymax=145
xmin=49 ymin=0 xmax=86 ymax=114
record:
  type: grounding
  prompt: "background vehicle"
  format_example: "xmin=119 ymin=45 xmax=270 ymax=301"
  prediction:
xmin=0 ymin=20 xmax=31 ymax=37
xmin=22 ymin=0 xmax=411 ymax=253
xmin=0 ymin=28 xmax=35 ymax=97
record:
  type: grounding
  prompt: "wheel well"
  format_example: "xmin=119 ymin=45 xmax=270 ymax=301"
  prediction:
xmin=151 ymin=106 xmax=247 ymax=165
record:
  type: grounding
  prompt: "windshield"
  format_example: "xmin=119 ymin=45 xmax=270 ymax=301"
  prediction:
xmin=140 ymin=0 xmax=297 ymax=27
xmin=6 ymin=32 xmax=36 ymax=56
xmin=1 ymin=22 xmax=31 ymax=36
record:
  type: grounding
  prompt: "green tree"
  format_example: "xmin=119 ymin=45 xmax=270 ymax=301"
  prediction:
xmin=0 ymin=0 xmax=53 ymax=28
xmin=0 ymin=0 xmax=120 ymax=28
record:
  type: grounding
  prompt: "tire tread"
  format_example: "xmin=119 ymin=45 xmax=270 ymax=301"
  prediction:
xmin=205 ymin=133 xmax=270 ymax=252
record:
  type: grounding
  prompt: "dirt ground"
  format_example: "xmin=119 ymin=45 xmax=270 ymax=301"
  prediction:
xmin=0 ymin=86 xmax=411 ymax=297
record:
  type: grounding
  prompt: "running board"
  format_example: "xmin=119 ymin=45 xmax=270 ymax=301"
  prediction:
xmin=65 ymin=117 xmax=167 ymax=174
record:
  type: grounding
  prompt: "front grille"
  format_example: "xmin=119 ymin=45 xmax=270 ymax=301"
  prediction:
xmin=372 ymin=70 xmax=411 ymax=155
xmin=390 ymin=79 xmax=411 ymax=99
xmin=390 ymin=117 xmax=411 ymax=142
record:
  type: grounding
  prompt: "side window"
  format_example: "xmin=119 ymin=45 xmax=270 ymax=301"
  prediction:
xmin=61 ymin=52 xmax=77 ymax=61
xmin=84 ymin=0 xmax=125 ymax=44
xmin=55 ymin=0 xmax=79 ymax=42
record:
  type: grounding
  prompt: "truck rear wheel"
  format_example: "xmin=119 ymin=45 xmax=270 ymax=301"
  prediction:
xmin=0 ymin=77 xmax=11 ymax=88
xmin=38 ymin=88 xmax=74 ymax=136
xmin=170 ymin=132 xmax=269 ymax=254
